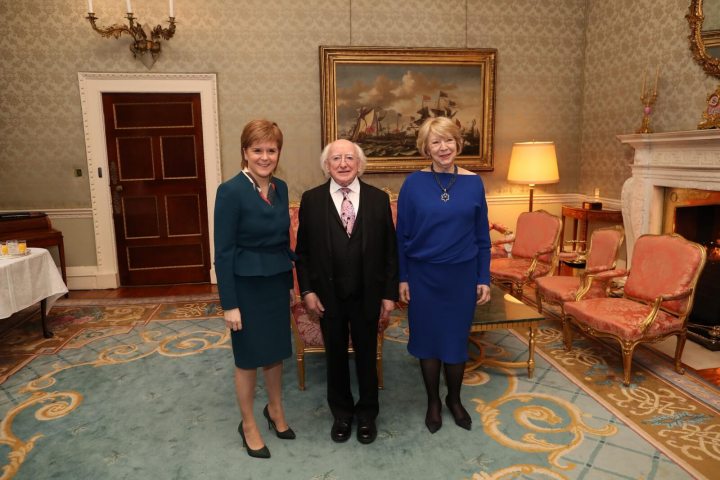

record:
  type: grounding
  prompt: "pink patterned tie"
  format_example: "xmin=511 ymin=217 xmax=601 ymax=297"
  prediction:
xmin=340 ymin=187 xmax=355 ymax=237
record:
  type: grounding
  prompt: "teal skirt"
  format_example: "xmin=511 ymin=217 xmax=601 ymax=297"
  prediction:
xmin=230 ymin=271 xmax=292 ymax=369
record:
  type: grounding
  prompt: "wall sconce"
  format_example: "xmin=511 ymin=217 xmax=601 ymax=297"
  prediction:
xmin=86 ymin=1 xmax=176 ymax=69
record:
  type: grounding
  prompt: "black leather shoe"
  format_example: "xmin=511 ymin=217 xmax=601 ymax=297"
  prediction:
xmin=238 ymin=422 xmax=271 ymax=459
xmin=425 ymin=416 xmax=442 ymax=434
xmin=263 ymin=404 xmax=296 ymax=440
xmin=446 ymin=396 xmax=472 ymax=431
xmin=331 ymin=418 xmax=352 ymax=443
xmin=425 ymin=403 xmax=442 ymax=434
xmin=356 ymin=419 xmax=377 ymax=444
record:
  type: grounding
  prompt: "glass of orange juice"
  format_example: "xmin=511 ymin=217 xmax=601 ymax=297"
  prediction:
xmin=0 ymin=242 xmax=7 ymax=256
xmin=18 ymin=240 xmax=27 ymax=254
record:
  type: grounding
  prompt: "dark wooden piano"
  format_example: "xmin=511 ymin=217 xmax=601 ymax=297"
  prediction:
xmin=0 ymin=212 xmax=67 ymax=286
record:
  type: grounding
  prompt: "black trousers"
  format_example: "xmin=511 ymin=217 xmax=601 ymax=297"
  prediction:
xmin=319 ymin=294 xmax=379 ymax=421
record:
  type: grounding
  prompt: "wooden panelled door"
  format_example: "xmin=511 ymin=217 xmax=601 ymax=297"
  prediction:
xmin=102 ymin=93 xmax=211 ymax=285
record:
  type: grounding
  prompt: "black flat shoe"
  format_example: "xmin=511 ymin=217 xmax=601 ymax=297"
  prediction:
xmin=356 ymin=419 xmax=377 ymax=444
xmin=445 ymin=396 xmax=472 ymax=431
xmin=263 ymin=404 xmax=296 ymax=440
xmin=331 ymin=418 xmax=352 ymax=443
xmin=425 ymin=403 xmax=442 ymax=434
xmin=238 ymin=421 xmax=271 ymax=458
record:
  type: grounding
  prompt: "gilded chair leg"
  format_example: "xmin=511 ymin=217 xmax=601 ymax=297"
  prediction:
xmin=674 ymin=332 xmax=687 ymax=375
xmin=621 ymin=342 xmax=635 ymax=387
xmin=527 ymin=326 xmax=536 ymax=379
xmin=515 ymin=283 xmax=524 ymax=301
xmin=297 ymin=351 xmax=306 ymax=391
xmin=536 ymin=289 xmax=544 ymax=315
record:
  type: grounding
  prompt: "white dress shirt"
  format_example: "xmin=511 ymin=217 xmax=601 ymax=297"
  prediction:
xmin=329 ymin=177 xmax=360 ymax=217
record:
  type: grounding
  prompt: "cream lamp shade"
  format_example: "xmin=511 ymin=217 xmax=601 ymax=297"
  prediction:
xmin=507 ymin=141 xmax=559 ymax=211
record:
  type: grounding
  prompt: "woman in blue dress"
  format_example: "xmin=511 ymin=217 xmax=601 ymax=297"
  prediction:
xmin=214 ymin=120 xmax=297 ymax=459
xmin=396 ymin=117 xmax=492 ymax=434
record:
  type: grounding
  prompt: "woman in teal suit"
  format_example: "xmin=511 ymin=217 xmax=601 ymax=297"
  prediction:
xmin=214 ymin=119 xmax=297 ymax=459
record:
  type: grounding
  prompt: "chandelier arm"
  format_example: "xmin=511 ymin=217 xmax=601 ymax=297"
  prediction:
xmin=87 ymin=14 xmax=135 ymax=40
xmin=152 ymin=19 xmax=177 ymax=41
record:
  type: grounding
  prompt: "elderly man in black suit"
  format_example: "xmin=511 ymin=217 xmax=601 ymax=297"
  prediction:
xmin=295 ymin=139 xmax=399 ymax=444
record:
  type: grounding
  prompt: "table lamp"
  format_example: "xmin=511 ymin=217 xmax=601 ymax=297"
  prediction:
xmin=507 ymin=140 xmax=560 ymax=211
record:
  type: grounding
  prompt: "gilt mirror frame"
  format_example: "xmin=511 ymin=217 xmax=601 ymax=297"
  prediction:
xmin=320 ymin=46 xmax=497 ymax=173
xmin=688 ymin=0 xmax=720 ymax=78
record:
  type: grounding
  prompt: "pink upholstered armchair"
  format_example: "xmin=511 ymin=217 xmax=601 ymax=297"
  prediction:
xmin=563 ymin=233 xmax=707 ymax=386
xmin=489 ymin=221 xmax=514 ymax=260
xmin=490 ymin=210 xmax=563 ymax=300
xmin=288 ymin=202 xmax=389 ymax=391
xmin=535 ymin=225 xmax=625 ymax=345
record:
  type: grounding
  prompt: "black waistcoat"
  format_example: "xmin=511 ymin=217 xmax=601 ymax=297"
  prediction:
xmin=329 ymin=200 xmax=363 ymax=299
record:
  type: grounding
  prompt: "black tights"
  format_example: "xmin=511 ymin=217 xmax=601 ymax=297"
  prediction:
xmin=419 ymin=358 xmax=470 ymax=423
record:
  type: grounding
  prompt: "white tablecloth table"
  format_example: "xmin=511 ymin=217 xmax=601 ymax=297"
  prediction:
xmin=0 ymin=247 xmax=68 ymax=336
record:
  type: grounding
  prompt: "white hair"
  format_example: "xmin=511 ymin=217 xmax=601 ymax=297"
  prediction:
xmin=319 ymin=140 xmax=367 ymax=178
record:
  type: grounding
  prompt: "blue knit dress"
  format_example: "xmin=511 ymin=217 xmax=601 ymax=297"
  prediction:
xmin=396 ymin=171 xmax=491 ymax=364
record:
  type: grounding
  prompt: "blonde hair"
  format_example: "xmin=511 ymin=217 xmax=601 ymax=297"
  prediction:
xmin=416 ymin=117 xmax=463 ymax=159
xmin=240 ymin=119 xmax=283 ymax=170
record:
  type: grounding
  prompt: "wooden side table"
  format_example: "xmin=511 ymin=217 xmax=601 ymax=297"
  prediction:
xmin=561 ymin=205 xmax=623 ymax=251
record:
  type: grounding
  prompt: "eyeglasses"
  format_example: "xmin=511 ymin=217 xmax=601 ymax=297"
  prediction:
xmin=329 ymin=154 xmax=356 ymax=163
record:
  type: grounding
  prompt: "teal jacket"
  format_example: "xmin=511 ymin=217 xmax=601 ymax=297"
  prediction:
xmin=213 ymin=173 xmax=296 ymax=311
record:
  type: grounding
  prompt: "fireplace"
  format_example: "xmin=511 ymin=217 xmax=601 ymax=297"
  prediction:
xmin=618 ymin=129 xmax=720 ymax=351
xmin=663 ymin=188 xmax=720 ymax=350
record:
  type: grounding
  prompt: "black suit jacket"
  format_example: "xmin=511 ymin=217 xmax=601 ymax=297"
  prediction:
xmin=295 ymin=179 xmax=399 ymax=320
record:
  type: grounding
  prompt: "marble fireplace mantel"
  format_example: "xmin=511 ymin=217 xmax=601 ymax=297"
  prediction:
xmin=618 ymin=130 xmax=720 ymax=267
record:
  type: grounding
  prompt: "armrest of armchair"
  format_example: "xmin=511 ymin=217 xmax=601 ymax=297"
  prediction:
xmin=489 ymin=222 xmax=512 ymax=235
xmin=574 ymin=269 xmax=628 ymax=301
xmin=658 ymin=288 xmax=693 ymax=302
xmin=638 ymin=289 xmax=692 ymax=334
xmin=594 ymin=269 xmax=628 ymax=280
xmin=525 ymin=245 xmax=559 ymax=277
xmin=492 ymin=236 xmax=515 ymax=247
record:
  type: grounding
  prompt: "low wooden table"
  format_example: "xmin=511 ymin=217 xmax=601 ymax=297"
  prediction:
xmin=467 ymin=284 xmax=545 ymax=378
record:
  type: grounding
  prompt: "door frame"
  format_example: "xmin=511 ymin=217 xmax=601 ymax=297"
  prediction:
xmin=78 ymin=72 xmax=222 ymax=288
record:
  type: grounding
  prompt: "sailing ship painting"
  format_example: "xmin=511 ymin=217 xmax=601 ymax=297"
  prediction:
xmin=336 ymin=64 xmax=484 ymax=159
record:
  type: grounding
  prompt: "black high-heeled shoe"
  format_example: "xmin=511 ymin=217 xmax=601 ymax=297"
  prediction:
xmin=425 ymin=403 xmax=442 ymax=434
xmin=238 ymin=421 xmax=271 ymax=458
xmin=263 ymin=404 xmax=296 ymax=440
xmin=445 ymin=396 xmax=472 ymax=431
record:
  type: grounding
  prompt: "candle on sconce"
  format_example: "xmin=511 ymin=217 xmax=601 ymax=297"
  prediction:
xmin=641 ymin=71 xmax=647 ymax=97
xmin=87 ymin=0 xmax=93 ymax=13
xmin=654 ymin=68 xmax=660 ymax=94
xmin=170 ymin=0 xmax=174 ymax=17
xmin=126 ymin=0 xmax=132 ymax=13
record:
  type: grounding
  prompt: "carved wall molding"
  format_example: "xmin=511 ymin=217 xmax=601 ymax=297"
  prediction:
xmin=618 ymin=130 xmax=720 ymax=266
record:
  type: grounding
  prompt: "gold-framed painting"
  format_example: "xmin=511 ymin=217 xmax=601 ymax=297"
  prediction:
xmin=320 ymin=46 xmax=497 ymax=173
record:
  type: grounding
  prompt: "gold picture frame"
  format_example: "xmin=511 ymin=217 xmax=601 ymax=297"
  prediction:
xmin=320 ymin=46 xmax=497 ymax=173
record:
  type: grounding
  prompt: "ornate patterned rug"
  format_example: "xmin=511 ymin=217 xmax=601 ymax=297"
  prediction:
xmin=0 ymin=296 xmax=717 ymax=479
